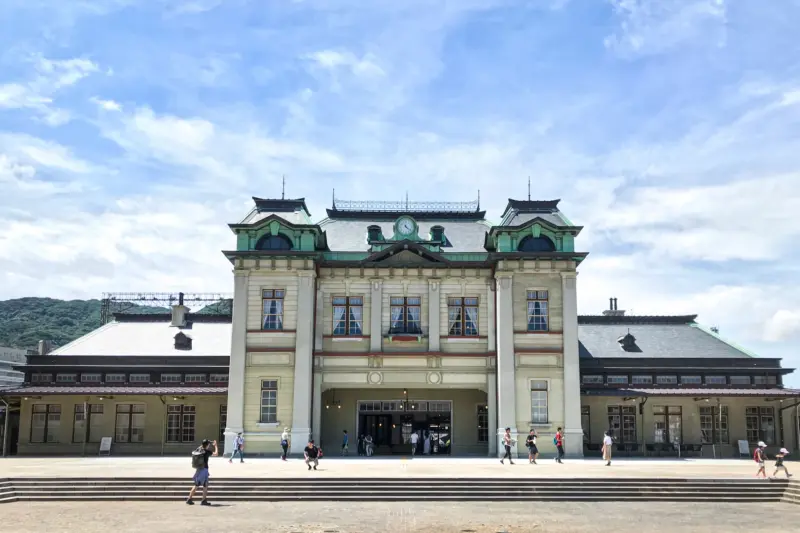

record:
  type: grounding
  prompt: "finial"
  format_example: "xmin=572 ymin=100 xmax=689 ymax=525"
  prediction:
xmin=282 ymin=175 xmax=285 ymax=200
xmin=405 ymin=191 xmax=409 ymax=210
xmin=528 ymin=176 xmax=531 ymax=201
xmin=332 ymin=188 xmax=335 ymax=208
xmin=477 ymin=189 xmax=481 ymax=211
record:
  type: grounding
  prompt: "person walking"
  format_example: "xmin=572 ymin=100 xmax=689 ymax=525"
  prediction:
xmin=365 ymin=435 xmax=374 ymax=457
xmin=341 ymin=430 xmax=349 ymax=456
xmin=187 ymin=439 xmax=218 ymax=506
xmin=602 ymin=431 xmax=613 ymax=466
xmin=358 ymin=434 xmax=366 ymax=456
xmin=304 ymin=439 xmax=321 ymax=470
xmin=525 ymin=429 xmax=538 ymax=464
xmin=280 ymin=427 xmax=290 ymax=461
xmin=554 ymin=427 xmax=565 ymax=464
xmin=500 ymin=427 xmax=515 ymax=465
xmin=754 ymin=441 xmax=768 ymax=478
xmin=410 ymin=431 xmax=419 ymax=457
xmin=772 ymin=448 xmax=793 ymax=478
xmin=229 ymin=432 xmax=244 ymax=464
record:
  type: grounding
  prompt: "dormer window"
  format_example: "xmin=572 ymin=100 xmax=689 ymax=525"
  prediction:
xmin=174 ymin=332 xmax=192 ymax=351
xmin=256 ymin=234 xmax=293 ymax=250
xmin=430 ymin=225 xmax=445 ymax=243
xmin=617 ymin=332 xmax=640 ymax=352
xmin=367 ymin=225 xmax=383 ymax=242
xmin=518 ymin=235 xmax=555 ymax=252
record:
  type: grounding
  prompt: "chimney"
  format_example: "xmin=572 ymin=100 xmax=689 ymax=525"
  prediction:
xmin=37 ymin=340 xmax=52 ymax=355
xmin=171 ymin=292 xmax=189 ymax=327
xmin=602 ymin=297 xmax=626 ymax=317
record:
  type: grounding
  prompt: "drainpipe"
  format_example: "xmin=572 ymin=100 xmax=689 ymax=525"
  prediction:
xmin=1 ymin=398 xmax=9 ymax=458
xmin=158 ymin=396 xmax=166 ymax=456
xmin=638 ymin=397 xmax=648 ymax=456
xmin=82 ymin=399 xmax=88 ymax=457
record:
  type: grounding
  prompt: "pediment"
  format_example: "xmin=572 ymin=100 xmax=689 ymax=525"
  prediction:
xmin=363 ymin=241 xmax=448 ymax=265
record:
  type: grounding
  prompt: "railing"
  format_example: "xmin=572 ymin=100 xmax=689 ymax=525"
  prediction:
xmin=333 ymin=198 xmax=480 ymax=213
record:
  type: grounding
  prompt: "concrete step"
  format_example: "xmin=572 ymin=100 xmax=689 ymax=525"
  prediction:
xmin=8 ymin=486 xmax=786 ymax=493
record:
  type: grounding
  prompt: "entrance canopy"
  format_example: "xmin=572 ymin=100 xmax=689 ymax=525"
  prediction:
xmin=582 ymin=388 xmax=800 ymax=399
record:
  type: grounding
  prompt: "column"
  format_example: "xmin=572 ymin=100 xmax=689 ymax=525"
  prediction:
xmin=314 ymin=287 xmax=323 ymax=352
xmin=369 ymin=279 xmax=382 ymax=351
xmin=223 ymin=270 xmax=249 ymax=457
xmin=561 ymin=271 xmax=584 ymax=457
xmin=312 ymin=373 xmax=322 ymax=445
xmin=428 ymin=279 xmax=440 ymax=351
xmin=495 ymin=273 xmax=518 ymax=456
xmin=488 ymin=373 xmax=497 ymax=457
xmin=290 ymin=270 xmax=316 ymax=454
xmin=487 ymin=282 xmax=496 ymax=352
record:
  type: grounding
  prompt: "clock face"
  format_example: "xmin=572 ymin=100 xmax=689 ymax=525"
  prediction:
xmin=397 ymin=217 xmax=415 ymax=236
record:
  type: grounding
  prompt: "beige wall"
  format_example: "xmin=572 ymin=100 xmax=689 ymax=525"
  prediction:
xmin=16 ymin=395 xmax=226 ymax=456
xmin=581 ymin=396 xmax=796 ymax=457
xmin=319 ymin=388 xmax=488 ymax=455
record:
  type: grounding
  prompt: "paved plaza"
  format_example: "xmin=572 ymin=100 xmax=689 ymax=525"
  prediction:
xmin=2 ymin=501 xmax=798 ymax=533
xmin=0 ymin=456 xmax=792 ymax=479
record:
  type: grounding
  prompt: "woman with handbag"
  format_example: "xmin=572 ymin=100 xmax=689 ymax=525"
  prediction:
xmin=280 ymin=427 xmax=290 ymax=460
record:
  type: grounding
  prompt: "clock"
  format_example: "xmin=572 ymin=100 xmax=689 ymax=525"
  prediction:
xmin=396 ymin=216 xmax=415 ymax=236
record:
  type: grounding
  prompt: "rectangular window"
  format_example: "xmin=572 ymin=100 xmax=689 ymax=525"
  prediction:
xmin=607 ymin=375 xmax=628 ymax=385
xmin=730 ymin=375 xmax=751 ymax=386
xmin=632 ymin=375 xmax=653 ymax=385
xmin=530 ymin=380 xmax=549 ymax=424
xmin=166 ymin=405 xmax=196 ymax=443
xmin=115 ymin=404 xmax=145 ymax=443
xmin=160 ymin=373 xmax=181 ymax=383
xmin=608 ymin=405 xmax=636 ymax=444
xmin=80 ymin=373 xmax=101 ymax=383
xmin=582 ymin=375 xmax=603 ymax=385
xmin=31 ymin=373 xmax=52 ymax=383
xmin=105 ymin=373 xmax=125 ymax=383
xmin=73 ymin=404 xmax=103 ymax=443
xmin=745 ymin=406 xmax=775 ymax=445
xmin=332 ymin=296 xmax=364 ymax=336
xmin=219 ymin=405 xmax=227 ymax=446
xmin=184 ymin=374 xmax=206 ymax=384
xmin=477 ymin=405 xmax=488 ymax=443
xmin=526 ymin=290 xmax=549 ymax=332
xmin=210 ymin=373 xmax=229 ymax=384
xmin=447 ymin=297 xmax=479 ymax=336
xmin=262 ymin=289 xmax=285 ymax=330
xmin=389 ymin=297 xmax=422 ymax=334
xmin=129 ymin=374 xmax=150 ymax=384
xmin=56 ymin=373 xmax=77 ymax=383
xmin=30 ymin=404 xmax=61 ymax=443
xmin=699 ymin=406 xmax=729 ymax=444
xmin=753 ymin=375 xmax=778 ymax=385
xmin=581 ymin=406 xmax=590 ymax=443
xmin=681 ymin=376 xmax=702 ymax=385
xmin=705 ymin=376 xmax=727 ymax=385
xmin=652 ymin=406 xmax=682 ymax=447
xmin=656 ymin=375 xmax=677 ymax=385
xmin=260 ymin=380 xmax=278 ymax=423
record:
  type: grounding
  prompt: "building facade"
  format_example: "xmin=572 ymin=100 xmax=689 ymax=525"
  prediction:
xmin=0 ymin=307 xmax=230 ymax=456
xmin=222 ymin=196 xmax=587 ymax=457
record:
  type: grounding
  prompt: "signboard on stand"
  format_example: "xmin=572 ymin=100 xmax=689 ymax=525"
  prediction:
xmin=99 ymin=436 xmax=112 ymax=456
xmin=737 ymin=440 xmax=750 ymax=458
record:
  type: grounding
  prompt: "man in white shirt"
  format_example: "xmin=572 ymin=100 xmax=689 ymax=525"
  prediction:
xmin=602 ymin=431 xmax=613 ymax=466
xmin=410 ymin=431 xmax=419 ymax=456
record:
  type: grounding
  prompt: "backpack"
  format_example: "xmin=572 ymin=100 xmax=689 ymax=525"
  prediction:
xmin=553 ymin=437 xmax=558 ymax=446
xmin=753 ymin=449 xmax=761 ymax=463
xmin=191 ymin=447 xmax=206 ymax=469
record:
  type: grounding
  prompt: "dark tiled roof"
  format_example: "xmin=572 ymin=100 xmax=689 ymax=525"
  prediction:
xmin=252 ymin=197 xmax=311 ymax=216
xmin=578 ymin=321 xmax=755 ymax=359
xmin=114 ymin=313 xmax=232 ymax=323
xmin=0 ymin=385 xmax=227 ymax=395
xmin=583 ymin=388 xmax=800 ymax=397
xmin=579 ymin=315 xmax=698 ymax=325
xmin=320 ymin=218 xmax=491 ymax=252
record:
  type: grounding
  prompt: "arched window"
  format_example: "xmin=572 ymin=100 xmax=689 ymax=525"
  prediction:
xmin=518 ymin=235 xmax=555 ymax=252
xmin=256 ymin=234 xmax=293 ymax=250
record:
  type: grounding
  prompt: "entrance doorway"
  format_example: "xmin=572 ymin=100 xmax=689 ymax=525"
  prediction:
xmin=357 ymin=400 xmax=452 ymax=455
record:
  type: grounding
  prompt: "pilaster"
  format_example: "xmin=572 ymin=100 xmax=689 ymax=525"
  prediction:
xmin=223 ymin=269 xmax=249 ymax=456
xmin=369 ymin=279 xmax=382 ymax=351
xmin=314 ymin=286 xmax=323 ymax=351
xmin=312 ymin=373 xmax=322 ymax=445
xmin=487 ymin=372 xmax=497 ymax=456
xmin=495 ymin=272 xmax=517 ymax=451
xmin=561 ymin=271 xmax=584 ymax=457
xmin=428 ymin=279 xmax=441 ymax=351
xmin=487 ymin=282 xmax=496 ymax=352
xmin=290 ymin=269 xmax=316 ymax=454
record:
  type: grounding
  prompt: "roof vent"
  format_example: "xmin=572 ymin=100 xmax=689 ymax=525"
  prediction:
xmin=174 ymin=332 xmax=193 ymax=351
xmin=710 ymin=326 xmax=719 ymax=334
xmin=617 ymin=331 xmax=640 ymax=352
xmin=602 ymin=297 xmax=626 ymax=317
xmin=367 ymin=225 xmax=383 ymax=243
xmin=430 ymin=225 xmax=445 ymax=243
xmin=37 ymin=340 xmax=52 ymax=355
xmin=171 ymin=292 xmax=189 ymax=327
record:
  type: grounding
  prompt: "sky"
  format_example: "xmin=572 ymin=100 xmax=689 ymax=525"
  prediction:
xmin=0 ymin=0 xmax=799 ymax=385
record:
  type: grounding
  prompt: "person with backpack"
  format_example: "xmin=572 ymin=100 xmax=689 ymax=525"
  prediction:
xmin=525 ymin=429 xmax=538 ymax=464
xmin=772 ymin=448 xmax=793 ymax=478
xmin=754 ymin=441 xmax=768 ymax=478
xmin=341 ymin=429 xmax=349 ymax=456
xmin=229 ymin=432 xmax=244 ymax=464
xmin=187 ymin=439 xmax=218 ymax=506
xmin=554 ymin=427 xmax=565 ymax=464
xmin=500 ymin=427 xmax=515 ymax=465
xmin=304 ymin=439 xmax=321 ymax=470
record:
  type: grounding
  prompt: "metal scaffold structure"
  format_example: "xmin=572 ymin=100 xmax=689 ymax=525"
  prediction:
xmin=100 ymin=292 xmax=233 ymax=325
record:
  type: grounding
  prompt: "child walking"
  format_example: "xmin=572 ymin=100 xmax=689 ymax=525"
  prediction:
xmin=754 ymin=441 xmax=768 ymax=478
xmin=772 ymin=448 xmax=793 ymax=478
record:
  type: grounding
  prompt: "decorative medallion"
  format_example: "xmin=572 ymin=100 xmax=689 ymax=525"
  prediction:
xmin=427 ymin=371 xmax=442 ymax=385
xmin=368 ymin=371 xmax=383 ymax=385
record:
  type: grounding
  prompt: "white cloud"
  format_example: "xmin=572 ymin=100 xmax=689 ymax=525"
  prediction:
xmin=90 ymin=97 xmax=122 ymax=111
xmin=0 ymin=133 xmax=95 ymax=173
xmin=305 ymin=50 xmax=385 ymax=78
xmin=764 ymin=310 xmax=800 ymax=342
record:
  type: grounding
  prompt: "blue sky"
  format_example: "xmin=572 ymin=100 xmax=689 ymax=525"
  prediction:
xmin=1 ymin=0 xmax=799 ymax=385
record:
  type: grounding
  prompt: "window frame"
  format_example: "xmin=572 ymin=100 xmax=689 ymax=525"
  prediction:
xmin=607 ymin=375 xmax=629 ymax=385
xmin=632 ymin=375 xmax=653 ymax=385
xmin=699 ymin=405 xmax=729 ymax=444
xmin=56 ymin=373 xmax=77 ymax=383
xmin=529 ymin=379 xmax=549 ymax=424
xmin=31 ymin=373 xmax=52 ymax=383
xmin=262 ymin=289 xmax=285 ymax=331
xmin=166 ymin=404 xmax=196 ymax=443
xmin=526 ymin=290 xmax=549 ymax=332
xmin=705 ymin=376 xmax=727 ymax=385
xmin=476 ymin=404 xmax=488 ymax=443
xmin=447 ymin=297 xmax=480 ymax=337
xmin=681 ymin=376 xmax=702 ymax=385
xmin=129 ymin=373 xmax=150 ymax=384
xmin=652 ymin=405 xmax=682 ymax=447
xmin=581 ymin=375 xmax=603 ymax=385
xmin=608 ymin=405 xmax=637 ymax=444
xmin=80 ymin=373 xmax=102 ymax=383
xmin=184 ymin=373 xmax=206 ymax=384
xmin=115 ymin=404 xmax=146 ymax=443
xmin=160 ymin=373 xmax=181 ymax=383
xmin=260 ymin=379 xmax=278 ymax=424
xmin=30 ymin=404 xmax=61 ymax=444
xmin=105 ymin=373 xmax=126 ymax=383
xmin=389 ymin=296 xmax=422 ymax=335
xmin=730 ymin=375 xmax=751 ymax=386
xmin=581 ymin=406 xmax=591 ymax=443
xmin=72 ymin=404 xmax=103 ymax=443
xmin=656 ymin=375 xmax=678 ymax=385
xmin=745 ymin=406 xmax=776 ymax=445
xmin=332 ymin=295 xmax=364 ymax=336
xmin=210 ymin=373 xmax=229 ymax=384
